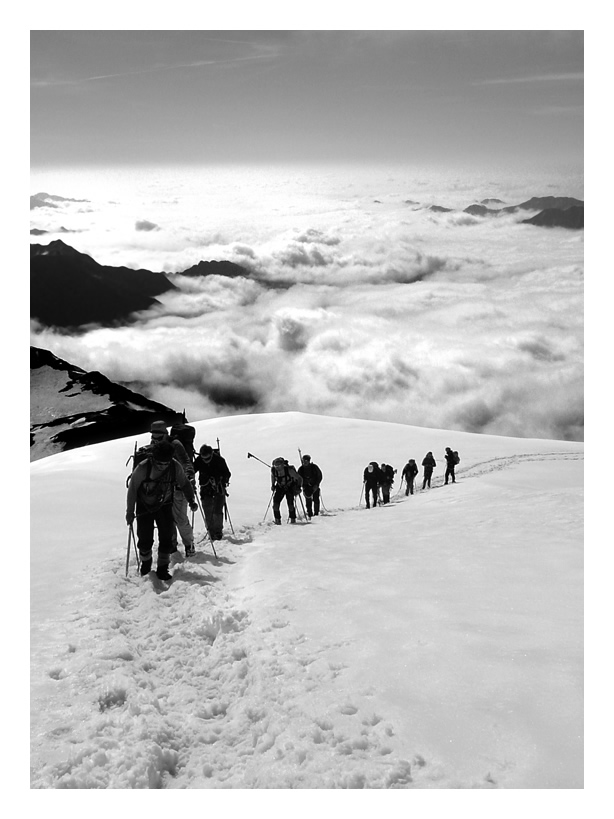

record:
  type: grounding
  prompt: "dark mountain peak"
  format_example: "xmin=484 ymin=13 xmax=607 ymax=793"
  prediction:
xmin=177 ymin=259 xmax=249 ymax=278
xmin=521 ymin=206 xmax=584 ymax=229
xmin=429 ymin=205 xmax=453 ymax=213
xmin=30 ymin=239 xmax=97 ymax=262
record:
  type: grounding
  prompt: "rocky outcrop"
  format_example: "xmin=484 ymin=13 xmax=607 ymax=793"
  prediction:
xmin=521 ymin=205 xmax=584 ymax=229
xmin=30 ymin=346 xmax=183 ymax=461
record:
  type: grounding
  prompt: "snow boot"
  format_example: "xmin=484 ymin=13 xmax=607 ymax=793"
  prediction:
xmin=140 ymin=559 xmax=152 ymax=576
xmin=185 ymin=544 xmax=196 ymax=557
xmin=156 ymin=565 xmax=172 ymax=581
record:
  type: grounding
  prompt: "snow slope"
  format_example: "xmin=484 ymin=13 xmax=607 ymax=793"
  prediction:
xmin=30 ymin=412 xmax=583 ymax=789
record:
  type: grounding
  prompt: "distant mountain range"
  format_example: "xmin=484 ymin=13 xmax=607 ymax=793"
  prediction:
xmin=30 ymin=191 xmax=90 ymax=209
xmin=426 ymin=196 xmax=584 ymax=228
xmin=31 ymin=240 xmax=251 ymax=329
xmin=30 ymin=346 xmax=182 ymax=461
xmin=31 ymin=240 xmax=177 ymax=328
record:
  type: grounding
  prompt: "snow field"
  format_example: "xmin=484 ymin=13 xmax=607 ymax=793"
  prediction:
xmin=31 ymin=412 xmax=583 ymax=789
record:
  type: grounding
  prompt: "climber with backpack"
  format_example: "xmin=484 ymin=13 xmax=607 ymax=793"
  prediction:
xmin=444 ymin=447 xmax=459 ymax=485
xmin=125 ymin=440 xmax=198 ymax=581
xmin=298 ymin=454 xmax=323 ymax=517
xmin=363 ymin=462 xmax=382 ymax=508
xmin=379 ymin=463 xmax=396 ymax=504
xmin=149 ymin=421 xmax=197 ymax=556
xmin=401 ymin=458 xmax=419 ymax=495
xmin=271 ymin=457 xmax=302 ymax=524
xmin=194 ymin=444 xmax=231 ymax=541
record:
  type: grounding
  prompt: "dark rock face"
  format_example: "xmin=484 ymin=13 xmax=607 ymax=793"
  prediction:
xmin=428 ymin=205 xmax=453 ymax=213
xmin=30 ymin=240 xmax=176 ymax=329
xmin=30 ymin=346 xmax=183 ymax=461
xmin=521 ymin=205 xmax=584 ymax=229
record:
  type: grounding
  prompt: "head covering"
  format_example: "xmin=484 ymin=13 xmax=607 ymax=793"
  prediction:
xmin=272 ymin=457 xmax=285 ymax=466
xmin=152 ymin=441 xmax=174 ymax=462
xmin=200 ymin=444 xmax=213 ymax=459
xmin=302 ymin=454 xmax=311 ymax=462
xmin=150 ymin=420 xmax=167 ymax=434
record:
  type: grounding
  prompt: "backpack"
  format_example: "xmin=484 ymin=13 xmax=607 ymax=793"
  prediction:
xmin=170 ymin=424 xmax=196 ymax=462
xmin=273 ymin=462 xmax=302 ymax=494
xmin=125 ymin=443 xmax=154 ymax=487
xmin=453 ymin=451 xmax=460 ymax=465
xmin=383 ymin=464 xmax=395 ymax=483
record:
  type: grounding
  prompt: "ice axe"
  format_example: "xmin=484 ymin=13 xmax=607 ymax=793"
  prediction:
xmin=247 ymin=452 xmax=271 ymax=469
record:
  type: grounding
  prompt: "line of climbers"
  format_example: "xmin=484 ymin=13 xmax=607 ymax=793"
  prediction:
xmin=362 ymin=447 xmax=459 ymax=508
xmin=125 ymin=418 xmax=460 ymax=581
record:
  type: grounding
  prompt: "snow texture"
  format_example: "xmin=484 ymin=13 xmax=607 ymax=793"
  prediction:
xmin=31 ymin=412 xmax=583 ymax=790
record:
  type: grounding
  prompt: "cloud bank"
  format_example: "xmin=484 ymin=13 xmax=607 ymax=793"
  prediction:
xmin=30 ymin=164 xmax=584 ymax=442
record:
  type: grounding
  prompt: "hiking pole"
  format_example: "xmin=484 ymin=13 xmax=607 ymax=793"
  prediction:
xmin=195 ymin=492 xmax=218 ymax=560
xmin=296 ymin=492 xmax=309 ymax=522
xmin=263 ymin=491 xmax=274 ymax=522
xmin=223 ymin=493 xmax=235 ymax=535
xmin=359 ymin=483 xmax=364 ymax=506
xmin=130 ymin=523 xmax=140 ymax=571
xmin=125 ymin=525 xmax=132 ymax=577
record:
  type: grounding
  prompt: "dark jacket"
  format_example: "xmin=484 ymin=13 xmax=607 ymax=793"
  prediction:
xmin=445 ymin=450 xmax=456 ymax=467
xmin=363 ymin=463 xmax=383 ymax=487
xmin=402 ymin=460 xmax=419 ymax=480
xmin=194 ymin=452 xmax=231 ymax=496
xmin=298 ymin=462 xmax=322 ymax=495
xmin=422 ymin=454 xmax=436 ymax=473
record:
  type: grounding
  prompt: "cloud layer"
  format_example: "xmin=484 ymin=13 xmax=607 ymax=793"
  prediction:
xmin=30 ymin=164 xmax=584 ymax=441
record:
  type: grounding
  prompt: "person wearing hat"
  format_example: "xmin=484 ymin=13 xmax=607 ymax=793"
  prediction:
xmin=150 ymin=421 xmax=196 ymax=557
xmin=421 ymin=451 xmax=436 ymax=489
xmin=298 ymin=454 xmax=323 ymax=517
xmin=401 ymin=458 xmax=419 ymax=495
xmin=363 ymin=461 xmax=383 ymax=508
xmin=444 ymin=447 xmax=458 ymax=485
xmin=193 ymin=444 xmax=231 ymax=541
xmin=270 ymin=457 xmax=302 ymax=524
xmin=126 ymin=440 xmax=198 ymax=581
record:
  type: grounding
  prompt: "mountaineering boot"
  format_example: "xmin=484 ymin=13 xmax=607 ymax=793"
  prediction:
xmin=140 ymin=559 xmax=152 ymax=576
xmin=274 ymin=518 xmax=281 ymax=525
xmin=290 ymin=518 xmax=297 ymax=524
xmin=185 ymin=544 xmax=196 ymax=557
xmin=156 ymin=565 xmax=172 ymax=581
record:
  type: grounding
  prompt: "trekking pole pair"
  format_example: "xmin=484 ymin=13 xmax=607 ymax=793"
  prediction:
xmin=194 ymin=492 xmax=218 ymax=560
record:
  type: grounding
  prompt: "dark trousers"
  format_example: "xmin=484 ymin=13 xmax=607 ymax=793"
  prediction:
xmin=273 ymin=486 xmax=296 ymax=521
xmin=422 ymin=469 xmax=433 ymax=489
xmin=381 ymin=482 xmax=392 ymax=504
xmin=445 ymin=465 xmax=456 ymax=484
xmin=200 ymin=492 xmax=225 ymax=539
xmin=304 ymin=488 xmax=320 ymax=516
xmin=405 ymin=477 xmax=415 ymax=495
xmin=365 ymin=483 xmax=378 ymax=508
xmin=136 ymin=502 xmax=175 ymax=567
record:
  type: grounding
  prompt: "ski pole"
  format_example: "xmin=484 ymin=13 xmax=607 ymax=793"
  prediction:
xmin=195 ymin=492 xmax=218 ymax=560
xmin=296 ymin=492 xmax=309 ymax=521
xmin=359 ymin=483 xmax=364 ymax=506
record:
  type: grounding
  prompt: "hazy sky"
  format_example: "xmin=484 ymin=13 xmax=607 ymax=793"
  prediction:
xmin=30 ymin=30 xmax=583 ymax=168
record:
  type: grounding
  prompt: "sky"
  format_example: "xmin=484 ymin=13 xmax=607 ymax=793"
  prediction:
xmin=30 ymin=29 xmax=583 ymax=170
xmin=30 ymin=411 xmax=584 ymax=793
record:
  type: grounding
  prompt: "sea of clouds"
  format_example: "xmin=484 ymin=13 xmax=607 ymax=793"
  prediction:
xmin=30 ymin=163 xmax=584 ymax=441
